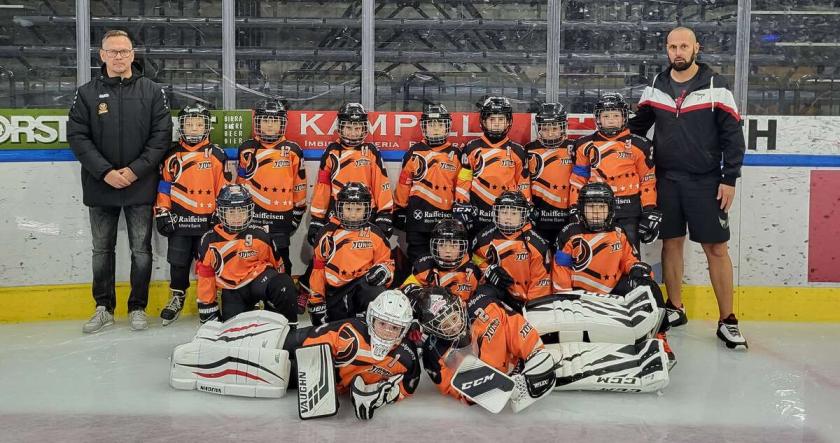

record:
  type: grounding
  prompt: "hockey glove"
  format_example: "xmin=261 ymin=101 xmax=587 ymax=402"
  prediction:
xmin=365 ymin=264 xmax=392 ymax=287
xmin=306 ymin=218 xmax=326 ymax=247
xmin=485 ymin=263 xmax=514 ymax=290
xmin=638 ymin=208 xmax=663 ymax=244
xmin=351 ymin=374 xmax=403 ymax=420
xmin=308 ymin=302 xmax=327 ymax=327
xmin=628 ymin=262 xmax=654 ymax=288
xmin=393 ymin=208 xmax=408 ymax=231
xmin=452 ymin=203 xmax=476 ymax=231
xmin=373 ymin=212 xmax=394 ymax=237
xmin=291 ymin=207 xmax=306 ymax=232
xmin=155 ymin=210 xmax=177 ymax=237
xmin=197 ymin=301 xmax=220 ymax=324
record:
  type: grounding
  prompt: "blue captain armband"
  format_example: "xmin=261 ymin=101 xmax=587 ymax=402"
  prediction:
xmin=572 ymin=165 xmax=591 ymax=179
xmin=157 ymin=180 xmax=172 ymax=195
xmin=554 ymin=251 xmax=573 ymax=267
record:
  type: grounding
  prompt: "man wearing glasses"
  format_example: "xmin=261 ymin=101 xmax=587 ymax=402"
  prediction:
xmin=69 ymin=30 xmax=173 ymax=333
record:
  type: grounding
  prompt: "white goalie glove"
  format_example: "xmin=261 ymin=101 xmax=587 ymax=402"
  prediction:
xmin=350 ymin=374 xmax=403 ymax=420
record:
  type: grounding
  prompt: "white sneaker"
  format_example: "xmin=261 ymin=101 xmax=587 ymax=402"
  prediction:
xmin=82 ymin=306 xmax=114 ymax=334
xmin=717 ymin=314 xmax=748 ymax=349
xmin=129 ymin=310 xmax=149 ymax=331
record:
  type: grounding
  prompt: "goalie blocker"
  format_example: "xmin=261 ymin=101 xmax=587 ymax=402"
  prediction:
xmin=170 ymin=311 xmax=292 ymax=398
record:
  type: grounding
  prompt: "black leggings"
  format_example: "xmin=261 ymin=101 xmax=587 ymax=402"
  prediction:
xmin=220 ymin=268 xmax=298 ymax=323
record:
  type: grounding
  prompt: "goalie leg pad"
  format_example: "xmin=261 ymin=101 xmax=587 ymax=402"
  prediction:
xmin=546 ymin=339 xmax=669 ymax=393
xmin=170 ymin=341 xmax=291 ymax=398
xmin=296 ymin=344 xmax=339 ymax=420
xmin=525 ymin=288 xmax=660 ymax=344
xmin=510 ymin=349 xmax=557 ymax=413
xmin=194 ymin=310 xmax=291 ymax=349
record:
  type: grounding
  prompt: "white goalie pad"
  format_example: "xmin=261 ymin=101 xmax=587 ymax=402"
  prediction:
xmin=524 ymin=286 xmax=663 ymax=344
xmin=170 ymin=311 xmax=292 ymax=398
xmin=545 ymin=339 xmax=669 ymax=393
xmin=296 ymin=344 xmax=339 ymax=420
xmin=451 ymin=354 xmax=515 ymax=414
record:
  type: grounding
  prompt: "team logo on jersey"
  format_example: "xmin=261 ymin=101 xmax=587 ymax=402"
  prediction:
xmin=354 ymin=158 xmax=371 ymax=167
xmin=273 ymin=159 xmax=291 ymax=168
xmin=368 ymin=365 xmax=394 ymax=377
xmin=412 ymin=154 xmax=428 ymax=181
xmin=473 ymin=154 xmax=485 ymax=177
xmin=197 ymin=160 xmax=212 ymax=170
xmin=241 ymin=149 xmax=258 ymax=179
xmin=529 ymin=152 xmax=545 ymax=178
xmin=482 ymin=318 xmax=500 ymax=342
xmin=334 ymin=325 xmax=361 ymax=366
xmin=515 ymin=251 xmax=528 ymax=261
xmin=320 ymin=236 xmax=336 ymax=260
xmin=209 ymin=246 xmax=224 ymax=276
xmin=97 ymin=102 xmax=108 ymax=115
xmin=570 ymin=237 xmax=593 ymax=272
xmin=500 ymin=159 xmax=515 ymax=168
xmin=166 ymin=156 xmax=183 ymax=182
xmin=439 ymin=162 xmax=457 ymax=172
xmin=413 ymin=210 xmax=423 ymax=220
xmin=519 ymin=322 xmax=533 ymax=338
xmin=584 ymin=143 xmax=602 ymax=168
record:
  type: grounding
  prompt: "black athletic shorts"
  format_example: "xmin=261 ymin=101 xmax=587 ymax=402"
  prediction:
xmin=657 ymin=173 xmax=730 ymax=244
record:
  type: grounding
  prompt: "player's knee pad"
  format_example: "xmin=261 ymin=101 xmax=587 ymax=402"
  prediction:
xmin=545 ymin=339 xmax=669 ymax=393
xmin=510 ymin=349 xmax=556 ymax=413
xmin=524 ymin=286 xmax=661 ymax=344
xmin=265 ymin=272 xmax=297 ymax=320
xmin=170 ymin=311 xmax=292 ymax=398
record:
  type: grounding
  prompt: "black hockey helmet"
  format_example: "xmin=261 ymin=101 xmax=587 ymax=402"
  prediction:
xmin=430 ymin=219 xmax=469 ymax=269
xmin=478 ymin=96 xmax=513 ymax=139
xmin=578 ymin=182 xmax=615 ymax=232
xmin=593 ymin=92 xmax=629 ymax=137
xmin=337 ymin=102 xmax=369 ymax=146
xmin=216 ymin=184 xmax=254 ymax=232
xmin=253 ymin=99 xmax=287 ymax=143
xmin=421 ymin=103 xmax=452 ymax=146
xmin=416 ymin=286 xmax=467 ymax=341
xmin=336 ymin=182 xmax=372 ymax=229
xmin=534 ymin=102 xmax=568 ymax=148
xmin=492 ymin=190 xmax=530 ymax=235
xmin=177 ymin=103 xmax=212 ymax=144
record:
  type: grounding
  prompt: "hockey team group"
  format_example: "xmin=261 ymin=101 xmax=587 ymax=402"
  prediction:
xmin=130 ymin=93 xmax=741 ymax=419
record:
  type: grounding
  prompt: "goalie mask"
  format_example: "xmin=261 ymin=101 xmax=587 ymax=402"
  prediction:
xmin=535 ymin=102 xmax=567 ymax=148
xmin=178 ymin=103 xmax=211 ymax=145
xmin=366 ymin=290 xmax=413 ymax=360
xmin=492 ymin=191 xmax=530 ymax=235
xmin=416 ymin=286 xmax=467 ymax=342
xmin=337 ymin=102 xmax=369 ymax=147
xmin=253 ymin=99 xmax=287 ymax=143
xmin=579 ymin=182 xmax=615 ymax=232
xmin=421 ymin=103 xmax=452 ymax=147
xmin=430 ymin=219 xmax=469 ymax=269
xmin=336 ymin=182 xmax=372 ymax=230
xmin=479 ymin=96 xmax=513 ymax=140
xmin=594 ymin=92 xmax=629 ymax=137
xmin=216 ymin=184 xmax=254 ymax=233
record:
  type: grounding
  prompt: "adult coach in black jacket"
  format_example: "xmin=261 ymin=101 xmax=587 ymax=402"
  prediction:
xmin=68 ymin=30 xmax=173 ymax=334
xmin=629 ymin=27 xmax=748 ymax=349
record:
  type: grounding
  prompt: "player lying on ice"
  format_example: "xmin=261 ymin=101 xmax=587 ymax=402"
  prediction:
xmin=170 ymin=290 xmax=420 ymax=421
xmin=523 ymin=182 xmax=673 ymax=393
xmin=415 ymin=285 xmax=556 ymax=413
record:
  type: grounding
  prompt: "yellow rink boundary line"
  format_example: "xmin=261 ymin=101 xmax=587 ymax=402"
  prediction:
xmin=0 ymin=282 xmax=839 ymax=323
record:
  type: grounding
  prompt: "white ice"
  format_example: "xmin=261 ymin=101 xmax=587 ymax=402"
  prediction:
xmin=1 ymin=319 xmax=837 ymax=442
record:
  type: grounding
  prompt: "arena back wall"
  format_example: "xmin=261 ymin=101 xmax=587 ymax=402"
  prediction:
xmin=1 ymin=110 xmax=839 ymax=322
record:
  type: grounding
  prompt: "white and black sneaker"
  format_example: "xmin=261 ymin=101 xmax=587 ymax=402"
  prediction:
xmin=160 ymin=289 xmax=186 ymax=326
xmin=717 ymin=314 xmax=748 ymax=350
xmin=665 ymin=299 xmax=688 ymax=327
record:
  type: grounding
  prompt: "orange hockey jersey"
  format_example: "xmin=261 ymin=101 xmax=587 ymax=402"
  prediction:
xmin=525 ymin=139 xmax=575 ymax=231
xmin=395 ymin=141 xmax=461 ymax=231
xmin=471 ymin=226 xmax=552 ymax=303
xmin=456 ymin=136 xmax=530 ymax=223
xmin=550 ymin=222 xmax=639 ymax=295
xmin=401 ymin=255 xmax=481 ymax=303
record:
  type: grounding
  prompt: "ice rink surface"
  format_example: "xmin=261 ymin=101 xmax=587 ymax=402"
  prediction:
xmin=1 ymin=318 xmax=837 ymax=443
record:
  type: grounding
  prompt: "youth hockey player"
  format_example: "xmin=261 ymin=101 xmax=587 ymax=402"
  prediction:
xmin=155 ymin=103 xmax=228 ymax=326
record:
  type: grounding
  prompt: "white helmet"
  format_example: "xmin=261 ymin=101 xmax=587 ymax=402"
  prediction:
xmin=366 ymin=290 xmax=413 ymax=360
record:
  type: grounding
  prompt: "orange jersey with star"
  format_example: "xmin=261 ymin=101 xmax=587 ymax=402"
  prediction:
xmin=395 ymin=141 xmax=461 ymax=231
xmin=471 ymin=226 xmax=552 ymax=302
xmin=401 ymin=255 xmax=481 ymax=303
xmin=456 ymin=136 xmax=530 ymax=222
xmin=550 ymin=222 xmax=639 ymax=295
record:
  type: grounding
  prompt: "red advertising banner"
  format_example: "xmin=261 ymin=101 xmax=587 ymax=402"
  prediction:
xmin=282 ymin=111 xmax=597 ymax=151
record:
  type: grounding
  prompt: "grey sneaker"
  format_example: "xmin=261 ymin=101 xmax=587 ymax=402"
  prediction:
xmin=82 ymin=306 xmax=114 ymax=334
xmin=129 ymin=309 xmax=149 ymax=331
